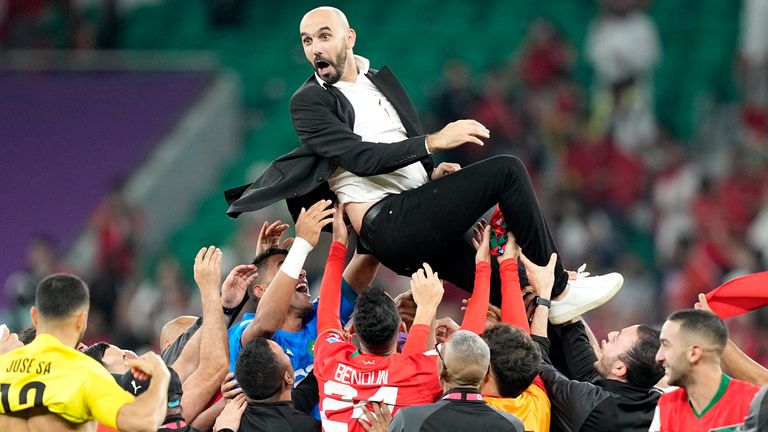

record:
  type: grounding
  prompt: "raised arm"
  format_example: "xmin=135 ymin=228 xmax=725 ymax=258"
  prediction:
xmin=404 ymin=263 xmax=445 ymax=355
xmin=115 ymin=353 xmax=171 ymax=432
xmin=696 ymin=293 xmax=768 ymax=386
xmin=497 ymin=234 xmax=529 ymax=333
xmin=460 ymin=224 xmax=492 ymax=335
xmin=179 ymin=246 xmax=230 ymax=423
xmin=317 ymin=205 xmax=348 ymax=334
xmin=343 ymin=252 xmax=379 ymax=294
xmin=242 ymin=200 xmax=334 ymax=342
xmin=523 ymin=252 xmax=557 ymax=339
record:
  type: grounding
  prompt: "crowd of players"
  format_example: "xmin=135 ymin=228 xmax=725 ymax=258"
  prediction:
xmin=3 ymin=3 xmax=768 ymax=431
xmin=0 ymin=199 xmax=767 ymax=431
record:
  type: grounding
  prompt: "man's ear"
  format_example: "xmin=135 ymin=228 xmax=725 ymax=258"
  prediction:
xmin=284 ymin=370 xmax=295 ymax=388
xmin=75 ymin=309 xmax=88 ymax=335
xmin=346 ymin=28 xmax=356 ymax=49
xmin=689 ymin=345 xmax=704 ymax=363
xmin=253 ymin=284 xmax=266 ymax=298
xmin=612 ymin=360 xmax=628 ymax=380
xmin=30 ymin=306 xmax=39 ymax=329
xmin=399 ymin=321 xmax=407 ymax=334
xmin=348 ymin=322 xmax=357 ymax=337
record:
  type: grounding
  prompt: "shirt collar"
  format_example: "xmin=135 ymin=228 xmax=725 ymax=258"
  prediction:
xmin=314 ymin=55 xmax=371 ymax=88
xmin=441 ymin=387 xmax=484 ymax=402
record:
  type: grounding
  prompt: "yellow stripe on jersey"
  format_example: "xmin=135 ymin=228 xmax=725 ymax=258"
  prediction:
xmin=0 ymin=333 xmax=134 ymax=429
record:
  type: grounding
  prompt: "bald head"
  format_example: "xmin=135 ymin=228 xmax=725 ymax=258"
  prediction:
xmin=301 ymin=6 xmax=350 ymax=31
xmin=160 ymin=315 xmax=197 ymax=350
xmin=299 ymin=6 xmax=357 ymax=85
xmin=442 ymin=330 xmax=490 ymax=388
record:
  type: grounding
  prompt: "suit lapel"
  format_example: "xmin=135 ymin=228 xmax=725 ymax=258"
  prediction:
xmin=367 ymin=66 xmax=424 ymax=137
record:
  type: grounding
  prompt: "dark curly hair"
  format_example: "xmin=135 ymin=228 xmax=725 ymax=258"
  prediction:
xmin=482 ymin=324 xmax=540 ymax=398
xmin=618 ymin=324 xmax=665 ymax=389
xmin=235 ymin=337 xmax=287 ymax=400
xmin=353 ymin=286 xmax=400 ymax=354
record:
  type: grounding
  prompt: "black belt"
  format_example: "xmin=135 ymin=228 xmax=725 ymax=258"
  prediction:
xmin=359 ymin=198 xmax=389 ymax=253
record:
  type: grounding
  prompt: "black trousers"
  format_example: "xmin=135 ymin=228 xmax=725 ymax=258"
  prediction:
xmin=359 ymin=155 xmax=568 ymax=304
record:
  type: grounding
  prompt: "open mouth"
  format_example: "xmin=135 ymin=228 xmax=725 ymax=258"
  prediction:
xmin=295 ymin=280 xmax=309 ymax=295
xmin=315 ymin=59 xmax=332 ymax=76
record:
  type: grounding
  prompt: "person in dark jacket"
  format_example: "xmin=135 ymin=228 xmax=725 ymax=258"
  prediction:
xmin=523 ymin=252 xmax=665 ymax=432
xmin=234 ymin=337 xmax=320 ymax=432
xmin=388 ymin=330 xmax=524 ymax=432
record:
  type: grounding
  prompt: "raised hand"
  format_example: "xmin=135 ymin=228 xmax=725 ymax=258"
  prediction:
xmin=435 ymin=316 xmax=460 ymax=344
xmin=519 ymin=252 xmax=557 ymax=300
xmin=255 ymin=220 xmax=294 ymax=256
xmin=332 ymin=204 xmax=348 ymax=245
xmin=471 ymin=221 xmax=491 ymax=264
xmin=295 ymin=200 xmax=335 ymax=247
xmin=214 ymin=394 xmax=247 ymax=432
xmin=125 ymin=352 xmax=170 ymax=382
xmin=0 ymin=324 xmax=22 ymax=355
xmin=221 ymin=264 xmax=259 ymax=308
xmin=194 ymin=246 xmax=223 ymax=293
xmin=497 ymin=232 xmax=520 ymax=263
xmin=426 ymin=119 xmax=490 ymax=152
xmin=220 ymin=372 xmax=243 ymax=400
xmin=409 ymin=263 xmax=444 ymax=310
xmin=694 ymin=293 xmax=714 ymax=314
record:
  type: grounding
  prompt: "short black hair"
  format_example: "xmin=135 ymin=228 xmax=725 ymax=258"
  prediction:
xmin=618 ymin=325 xmax=665 ymax=389
xmin=83 ymin=342 xmax=110 ymax=366
xmin=353 ymin=286 xmax=400 ymax=353
xmin=236 ymin=338 xmax=286 ymax=400
xmin=18 ymin=326 xmax=36 ymax=345
xmin=35 ymin=274 xmax=89 ymax=319
xmin=667 ymin=309 xmax=728 ymax=351
xmin=482 ymin=324 xmax=540 ymax=398
xmin=251 ymin=247 xmax=289 ymax=268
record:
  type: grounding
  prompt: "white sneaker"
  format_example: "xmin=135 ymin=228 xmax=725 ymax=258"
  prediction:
xmin=548 ymin=271 xmax=624 ymax=324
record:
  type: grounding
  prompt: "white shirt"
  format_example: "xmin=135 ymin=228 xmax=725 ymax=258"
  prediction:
xmin=318 ymin=56 xmax=429 ymax=204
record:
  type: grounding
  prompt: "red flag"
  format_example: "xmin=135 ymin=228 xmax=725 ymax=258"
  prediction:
xmin=705 ymin=271 xmax=768 ymax=319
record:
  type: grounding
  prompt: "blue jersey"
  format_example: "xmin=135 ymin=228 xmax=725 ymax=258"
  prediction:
xmin=227 ymin=278 xmax=357 ymax=383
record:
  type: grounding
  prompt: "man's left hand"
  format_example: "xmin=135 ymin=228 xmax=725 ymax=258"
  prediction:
xmin=430 ymin=162 xmax=461 ymax=180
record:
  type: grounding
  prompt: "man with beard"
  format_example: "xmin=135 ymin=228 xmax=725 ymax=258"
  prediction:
xmin=225 ymin=6 xmax=623 ymax=325
xmin=651 ymin=309 xmax=760 ymax=432
xmin=524 ymin=253 xmax=665 ymax=432
xmin=0 ymin=274 xmax=170 ymax=432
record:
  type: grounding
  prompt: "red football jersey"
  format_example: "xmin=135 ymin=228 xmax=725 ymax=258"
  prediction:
xmin=314 ymin=241 xmax=442 ymax=432
xmin=652 ymin=375 xmax=759 ymax=432
xmin=314 ymin=326 xmax=442 ymax=432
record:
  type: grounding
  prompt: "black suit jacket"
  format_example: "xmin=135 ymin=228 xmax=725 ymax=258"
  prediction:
xmin=224 ymin=66 xmax=435 ymax=222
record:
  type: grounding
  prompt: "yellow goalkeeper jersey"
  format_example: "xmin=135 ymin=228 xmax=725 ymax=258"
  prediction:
xmin=485 ymin=376 xmax=551 ymax=432
xmin=0 ymin=333 xmax=134 ymax=429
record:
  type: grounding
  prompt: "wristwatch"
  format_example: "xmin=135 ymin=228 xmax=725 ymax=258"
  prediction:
xmin=533 ymin=296 xmax=551 ymax=308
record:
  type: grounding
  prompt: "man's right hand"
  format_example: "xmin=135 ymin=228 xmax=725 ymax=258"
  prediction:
xmin=295 ymin=199 xmax=336 ymax=247
xmin=126 ymin=352 xmax=170 ymax=382
xmin=194 ymin=246 xmax=223 ymax=294
xmin=426 ymin=119 xmax=489 ymax=153
xmin=409 ymin=263 xmax=444 ymax=310
xmin=221 ymin=264 xmax=259 ymax=308
xmin=255 ymin=220 xmax=294 ymax=257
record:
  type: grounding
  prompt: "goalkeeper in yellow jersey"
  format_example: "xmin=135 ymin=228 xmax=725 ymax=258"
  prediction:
xmin=0 ymin=274 xmax=170 ymax=432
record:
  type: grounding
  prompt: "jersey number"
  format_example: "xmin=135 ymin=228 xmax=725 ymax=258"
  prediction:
xmin=0 ymin=381 xmax=46 ymax=413
xmin=320 ymin=380 xmax=398 ymax=432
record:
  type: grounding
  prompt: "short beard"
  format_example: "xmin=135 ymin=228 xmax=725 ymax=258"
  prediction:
xmin=318 ymin=47 xmax=348 ymax=85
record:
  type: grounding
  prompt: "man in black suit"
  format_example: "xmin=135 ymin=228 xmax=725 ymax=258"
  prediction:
xmin=226 ymin=6 xmax=622 ymax=324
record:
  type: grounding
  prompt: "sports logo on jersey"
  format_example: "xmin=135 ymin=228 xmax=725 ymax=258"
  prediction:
xmin=326 ymin=333 xmax=343 ymax=344
xmin=130 ymin=380 xmax=142 ymax=394
xmin=286 ymin=348 xmax=295 ymax=357
xmin=362 ymin=360 xmax=376 ymax=365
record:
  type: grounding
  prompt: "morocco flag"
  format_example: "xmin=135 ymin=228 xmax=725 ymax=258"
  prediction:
xmin=705 ymin=271 xmax=768 ymax=319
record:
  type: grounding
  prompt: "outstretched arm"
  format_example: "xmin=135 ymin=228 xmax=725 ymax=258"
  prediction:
xmin=404 ymin=263 xmax=445 ymax=355
xmin=179 ymin=246 xmax=230 ymax=423
xmin=460 ymin=224 xmax=492 ymax=335
xmin=242 ymin=200 xmax=334 ymax=343
xmin=318 ymin=205 xmax=348 ymax=334
xmin=497 ymin=234 xmax=529 ymax=333
xmin=696 ymin=293 xmax=768 ymax=386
